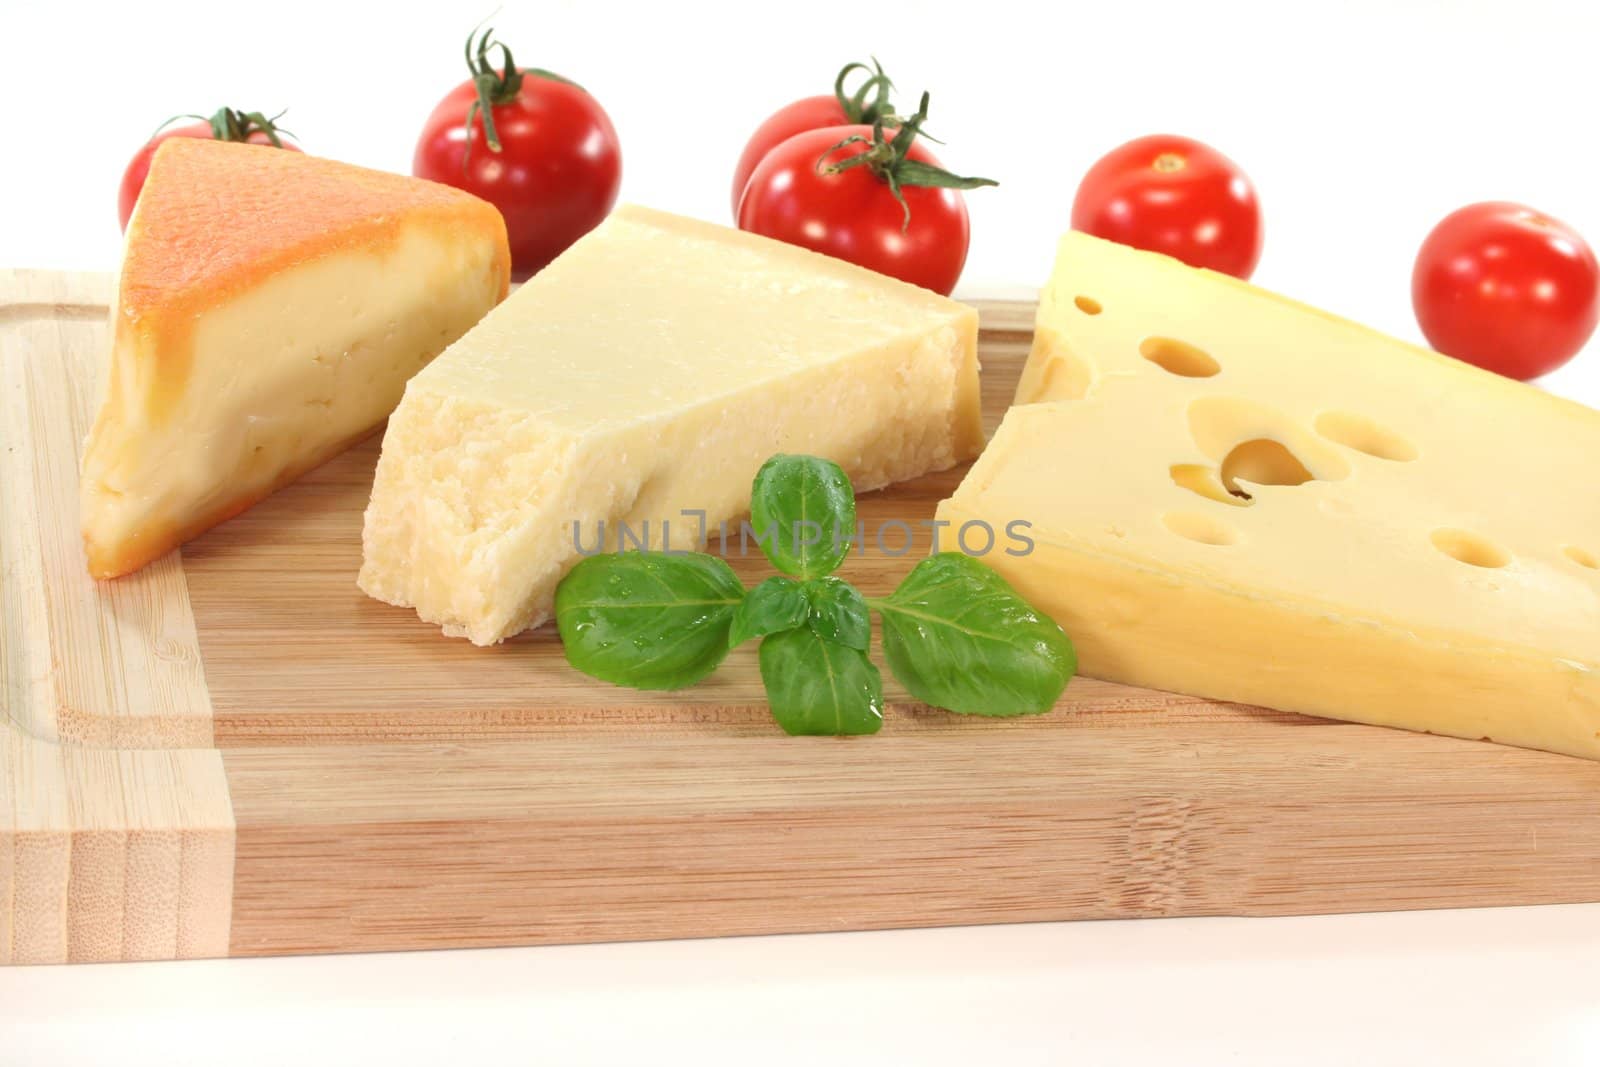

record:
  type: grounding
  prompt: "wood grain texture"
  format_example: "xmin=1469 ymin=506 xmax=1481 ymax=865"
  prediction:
xmin=0 ymin=718 xmax=234 ymax=963
xmin=6 ymin=269 xmax=1600 ymax=964
xmin=222 ymin=723 xmax=1600 ymax=957
xmin=1 ymin=272 xmax=233 ymax=964
xmin=0 ymin=270 xmax=214 ymax=749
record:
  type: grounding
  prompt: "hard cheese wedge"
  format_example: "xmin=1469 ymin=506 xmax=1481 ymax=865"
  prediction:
xmin=360 ymin=205 xmax=984 ymax=645
xmin=938 ymin=231 xmax=1600 ymax=760
xmin=80 ymin=138 xmax=510 ymax=579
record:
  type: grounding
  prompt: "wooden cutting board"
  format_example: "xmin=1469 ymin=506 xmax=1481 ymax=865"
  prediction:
xmin=5 ymin=268 xmax=1600 ymax=965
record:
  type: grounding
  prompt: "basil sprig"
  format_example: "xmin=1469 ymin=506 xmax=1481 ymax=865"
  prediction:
xmin=553 ymin=454 xmax=1075 ymax=734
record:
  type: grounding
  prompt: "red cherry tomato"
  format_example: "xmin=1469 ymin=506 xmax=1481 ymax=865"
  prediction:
xmin=731 ymin=60 xmax=897 ymax=218
xmin=118 ymin=109 xmax=299 ymax=230
xmin=1412 ymin=202 xmax=1599 ymax=380
xmin=732 ymin=96 xmax=852 ymax=218
xmin=414 ymin=28 xmax=621 ymax=280
xmin=1071 ymin=134 xmax=1263 ymax=279
xmin=738 ymin=124 xmax=976 ymax=296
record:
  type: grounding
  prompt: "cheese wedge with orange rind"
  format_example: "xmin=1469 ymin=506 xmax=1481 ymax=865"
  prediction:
xmin=81 ymin=138 xmax=510 ymax=578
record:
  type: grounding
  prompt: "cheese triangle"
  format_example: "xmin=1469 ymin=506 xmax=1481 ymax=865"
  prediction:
xmin=81 ymin=138 xmax=510 ymax=579
xmin=359 ymin=205 xmax=983 ymax=644
xmin=938 ymin=231 xmax=1600 ymax=760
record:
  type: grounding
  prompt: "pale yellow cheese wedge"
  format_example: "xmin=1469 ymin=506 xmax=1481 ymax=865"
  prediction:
xmin=360 ymin=205 xmax=983 ymax=644
xmin=938 ymin=231 xmax=1600 ymax=760
xmin=81 ymin=139 xmax=509 ymax=578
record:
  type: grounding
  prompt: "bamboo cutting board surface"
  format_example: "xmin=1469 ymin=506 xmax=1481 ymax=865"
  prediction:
xmin=5 ymin=268 xmax=1600 ymax=964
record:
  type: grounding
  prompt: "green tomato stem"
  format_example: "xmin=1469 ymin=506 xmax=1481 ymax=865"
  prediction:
xmin=458 ymin=22 xmax=576 ymax=162
xmin=815 ymin=91 xmax=997 ymax=231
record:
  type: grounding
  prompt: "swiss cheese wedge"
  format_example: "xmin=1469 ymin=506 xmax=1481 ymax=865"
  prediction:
xmin=360 ymin=205 xmax=983 ymax=645
xmin=80 ymin=138 xmax=510 ymax=579
xmin=938 ymin=232 xmax=1600 ymax=760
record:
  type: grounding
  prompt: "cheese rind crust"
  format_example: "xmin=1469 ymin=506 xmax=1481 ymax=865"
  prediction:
xmin=938 ymin=232 xmax=1600 ymax=760
xmin=81 ymin=139 xmax=510 ymax=578
xmin=359 ymin=205 xmax=983 ymax=644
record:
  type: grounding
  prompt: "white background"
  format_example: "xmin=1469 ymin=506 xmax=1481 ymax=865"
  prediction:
xmin=3 ymin=0 xmax=1600 ymax=1062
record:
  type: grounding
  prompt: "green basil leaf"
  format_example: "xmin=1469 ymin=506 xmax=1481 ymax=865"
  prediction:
xmin=876 ymin=553 xmax=1075 ymax=716
xmin=748 ymin=454 xmax=856 ymax=579
xmin=803 ymin=577 xmax=870 ymax=651
xmin=554 ymin=552 xmax=746 ymax=690
xmin=729 ymin=576 xmax=809 ymax=648
xmin=758 ymin=628 xmax=884 ymax=736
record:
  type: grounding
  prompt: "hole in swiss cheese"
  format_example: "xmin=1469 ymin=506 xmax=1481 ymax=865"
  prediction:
xmin=1218 ymin=439 xmax=1314 ymax=500
xmin=1163 ymin=511 xmax=1239 ymax=546
xmin=1315 ymin=411 xmax=1418 ymax=462
xmin=1564 ymin=545 xmax=1598 ymax=570
xmin=1170 ymin=464 xmax=1251 ymax=507
xmin=1431 ymin=528 xmax=1510 ymax=569
xmin=1140 ymin=337 xmax=1220 ymax=378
